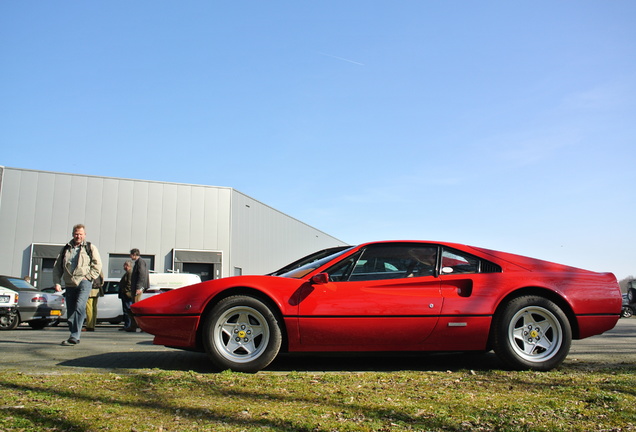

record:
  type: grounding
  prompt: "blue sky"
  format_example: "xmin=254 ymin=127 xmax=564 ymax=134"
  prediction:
xmin=1 ymin=1 xmax=635 ymax=280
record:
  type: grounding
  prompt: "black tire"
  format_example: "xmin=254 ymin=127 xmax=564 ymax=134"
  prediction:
xmin=492 ymin=295 xmax=572 ymax=371
xmin=0 ymin=313 xmax=19 ymax=330
xmin=202 ymin=295 xmax=282 ymax=373
xmin=628 ymin=288 xmax=636 ymax=304
xmin=28 ymin=319 xmax=49 ymax=330
xmin=622 ymin=307 xmax=634 ymax=318
xmin=0 ymin=312 xmax=20 ymax=330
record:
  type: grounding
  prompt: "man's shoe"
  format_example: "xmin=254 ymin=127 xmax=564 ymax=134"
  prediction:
xmin=61 ymin=338 xmax=80 ymax=346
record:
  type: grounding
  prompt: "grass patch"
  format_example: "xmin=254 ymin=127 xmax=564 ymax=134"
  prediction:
xmin=1 ymin=365 xmax=635 ymax=431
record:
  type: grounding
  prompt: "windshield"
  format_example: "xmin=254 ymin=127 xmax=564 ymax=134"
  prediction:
xmin=269 ymin=246 xmax=350 ymax=276
xmin=279 ymin=247 xmax=353 ymax=279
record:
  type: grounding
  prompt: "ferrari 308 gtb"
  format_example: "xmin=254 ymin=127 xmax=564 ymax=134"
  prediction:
xmin=131 ymin=241 xmax=622 ymax=372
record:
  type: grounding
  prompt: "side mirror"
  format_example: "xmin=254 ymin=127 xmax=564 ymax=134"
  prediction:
xmin=310 ymin=273 xmax=330 ymax=285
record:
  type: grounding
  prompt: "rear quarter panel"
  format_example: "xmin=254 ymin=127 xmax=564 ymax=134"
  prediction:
xmin=438 ymin=266 xmax=621 ymax=341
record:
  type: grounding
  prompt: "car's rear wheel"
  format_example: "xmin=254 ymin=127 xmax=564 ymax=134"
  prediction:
xmin=0 ymin=312 xmax=20 ymax=330
xmin=622 ymin=307 xmax=634 ymax=318
xmin=202 ymin=295 xmax=282 ymax=373
xmin=492 ymin=295 xmax=571 ymax=371
xmin=0 ymin=313 xmax=19 ymax=330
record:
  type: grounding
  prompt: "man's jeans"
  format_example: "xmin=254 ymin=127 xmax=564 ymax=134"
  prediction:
xmin=64 ymin=279 xmax=91 ymax=340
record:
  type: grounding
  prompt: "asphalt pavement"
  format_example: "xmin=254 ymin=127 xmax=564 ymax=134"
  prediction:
xmin=0 ymin=319 xmax=634 ymax=374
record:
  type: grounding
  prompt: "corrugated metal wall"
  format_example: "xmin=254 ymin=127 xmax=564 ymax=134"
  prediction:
xmin=0 ymin=166 xmax=346 ymax=280
xmin=230 ymin=191 xmax=347 ymax=275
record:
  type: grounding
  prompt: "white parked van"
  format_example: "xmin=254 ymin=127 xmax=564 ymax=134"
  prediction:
xmin=147 ymin=273 xmax=202 ymax=293
xmin=45 ymin=273 xmax=203 ymax=325
xmin=97 ymin=273 xmax=202 ymax=323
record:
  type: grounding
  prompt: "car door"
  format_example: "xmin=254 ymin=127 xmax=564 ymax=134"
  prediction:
xmin=97 ymin=280 xmax=123 ymax=321
xmin=297 ymin=244 xmax=442 ymax=350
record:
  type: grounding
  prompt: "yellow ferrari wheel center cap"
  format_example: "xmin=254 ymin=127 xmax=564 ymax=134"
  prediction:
xmin=238 ymin=330 xmax=246 ymax=338
xmin=530 ymin=330 xmax=539 ymax=338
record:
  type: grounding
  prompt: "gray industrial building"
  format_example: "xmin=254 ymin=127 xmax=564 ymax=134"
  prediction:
xmin=0 ymin=166 xmax=346 ymax=288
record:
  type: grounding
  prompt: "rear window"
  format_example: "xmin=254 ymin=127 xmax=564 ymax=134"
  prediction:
xmin=3 ymin=277 xmax=39 ymax=291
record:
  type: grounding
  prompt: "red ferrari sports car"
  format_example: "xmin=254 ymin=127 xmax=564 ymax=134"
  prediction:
xmin=132 ymin=241 xmax=622 ymax=372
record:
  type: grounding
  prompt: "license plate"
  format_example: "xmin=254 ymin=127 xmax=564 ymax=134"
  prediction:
xmin=0 ymin=295 xmax=9 ymax=303
xmin=50 ymin=310 xmax=62 ymax=316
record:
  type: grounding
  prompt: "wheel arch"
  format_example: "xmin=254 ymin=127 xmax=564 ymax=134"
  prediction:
xmin=488 ymin=286 xmax=579 ymax=347
xmin=195 ymin=286 xmax=289 ymax=352
xmin=13 ymin=310 xmax=22 ymax=327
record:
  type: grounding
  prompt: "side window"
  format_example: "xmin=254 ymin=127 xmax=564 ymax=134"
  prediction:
xmin=103 ymin=281 xmax=121 ymax=295
xmin=326 ymin=245 xmax=438 ymax=282
xmin=324 ymin=253 xmax=360 ymax=282
xmin=440 ymin=249 xmax=480 ymax=274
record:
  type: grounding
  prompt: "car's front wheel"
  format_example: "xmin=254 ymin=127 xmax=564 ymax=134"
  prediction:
xmin=492 ymin=295 xmax=571 ymax=371
xmin=202 ymin=295 xmax=282 ymax=373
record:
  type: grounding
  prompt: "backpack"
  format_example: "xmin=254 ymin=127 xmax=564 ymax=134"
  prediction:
xmin=61 ymin=241 xmax=103 ymax=292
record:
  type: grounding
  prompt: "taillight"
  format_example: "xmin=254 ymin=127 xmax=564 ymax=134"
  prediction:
xmin=31 ymin=296 xmax=47 ymax=303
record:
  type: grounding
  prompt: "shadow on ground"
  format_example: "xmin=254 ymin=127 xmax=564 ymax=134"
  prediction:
xmin=58 ymin=348 xmax=505 ymax=373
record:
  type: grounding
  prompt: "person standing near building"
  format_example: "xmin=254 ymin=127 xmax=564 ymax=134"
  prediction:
xmin=53 ymin=224 xmax=102 ymax=346
xmin=84 ymin=268 xmax=104 ymax=332
xmin=118 ymin=260 xmax=134 ymax=331
xmin=127 ymin=248 xmax=149 ymax=332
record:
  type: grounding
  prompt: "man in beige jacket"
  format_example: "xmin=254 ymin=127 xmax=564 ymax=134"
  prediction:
xmin=53 ymin=224 xmax=102 ymax=346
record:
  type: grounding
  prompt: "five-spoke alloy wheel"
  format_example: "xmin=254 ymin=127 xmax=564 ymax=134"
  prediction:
xmin=203 ymin=295 xmax=282 ymax=373
xmin=493 ymin=295 xmax=572 ymax=371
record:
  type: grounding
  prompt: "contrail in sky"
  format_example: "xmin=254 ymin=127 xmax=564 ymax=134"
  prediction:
xmin=318 ymin=51 xmax=365 ymax=66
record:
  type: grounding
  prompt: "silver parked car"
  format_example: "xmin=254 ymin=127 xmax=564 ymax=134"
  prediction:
xmin=41 ymin=279 xmax=124 ymax=325
xmin=0 ymin=276 xmax=66 ymax=330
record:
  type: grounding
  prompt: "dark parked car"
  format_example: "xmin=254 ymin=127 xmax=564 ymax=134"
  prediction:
xmin=0 ymin=276 xmax=66 ymax=330
xmin=622 ymin=289 xmax=636 ymax=318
